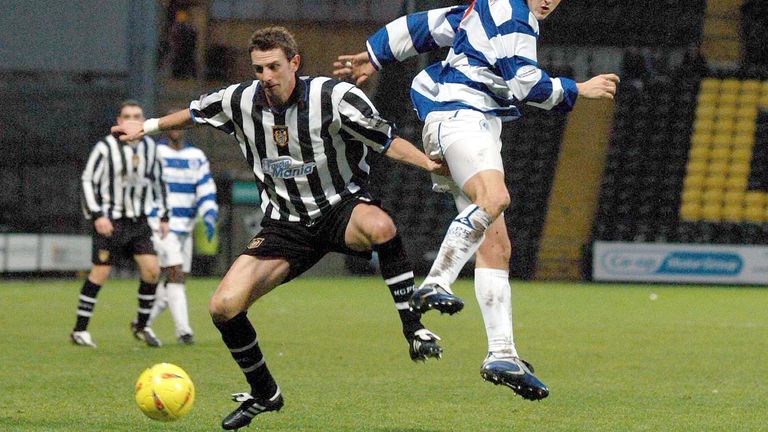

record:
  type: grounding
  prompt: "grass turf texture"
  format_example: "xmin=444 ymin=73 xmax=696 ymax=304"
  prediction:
xmin=1 ymin=277 xmax=766 ymax=431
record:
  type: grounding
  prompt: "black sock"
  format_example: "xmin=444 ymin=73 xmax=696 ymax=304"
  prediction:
xmin=214 ymin=312 xmax=278 ymax=400
xmin=136 ymin=280 xmax=157 ymax=328
xmin=375 ymin=234 xmax=424 ymax=338
xmin=74 ymin=279 xmax=102 ymax=331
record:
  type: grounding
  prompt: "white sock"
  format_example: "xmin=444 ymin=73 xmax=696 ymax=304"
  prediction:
xmin=475 ymin=268 xmax=517 ymax=358
xmin=166 ymin=283 xmax=192 ymax=337
xmin=147 ymin=281 xmax=167 ymax=326
xmin=422 ymin=204 xmax=493 ymax=292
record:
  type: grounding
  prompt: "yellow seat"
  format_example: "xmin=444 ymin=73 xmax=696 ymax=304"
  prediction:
xmin=712 ymin=134 xmax=732 ymax=148
xmin=724 ymin=190 xmax=745 ymax=204
xmin=731 ymin=148 xmax=752 ymax=162
xmin=689 ymin=146 xmax=710 ymax=160
xmin=681 ymin=188 xmax=703 ymax=204
xmin=760 ymin=94 xmax=768 ymax=109
xmin=721 ymin=79 xmax=741 ymax=93
xmin=697 ymin=93 xmax=719 ymax=105
xmin=761 ymin=80 xmax=768 ymax=95
xmin=716 ymin=105 xmax=737 ymax=119
xmin=709 ymin=147 xmax=731 ymax=161
xmin=738 ymin=94 xmax=759 ymax=107
xmin=696 ymin=105 xmax=717 ymax=119
xmin=735 ymin=119 xmax=757 ymax=134
xmin=693 ymin=118 xmax=715 ymax=134
xmin=728 ymin=162 xmax=751 ymax=177
xmin=741 ymin=80 xmax=761 ymax=93
xmin=690 ymin=133 xmax=712 ymax=147
xmin=684 ymin=174 xmax=705 ymax=189
xmin=686 ymin=160 xmax=708 ymax=175
xmin=722 ymin=204 xmax=744 ymax=222
xmin=715 ymin=118 xmax=735 ymax=133
xmin=732 ymin=134 xmax=754 ymax=148
xmin=719 ymin=93 xmax=739 ymax=105
xmin=744 ymin=192 xmax=767 ymax=207
xmin=702 ymin=188 xmax=724 ymax=204
xmin=699 ymin=78 xmax=720 ymax=94
xmin=744 ymin=205 xmax=766 ymax=222
xmin=704 ymin=175 xmax=726 ymax=189
xmin=701 ymin=203 xmax=722 ymax=221
xmin=708 ymin=161 xmax=729 ymax=176
xmin=680 ymin=202 xmax=703 ymax=221
xmin=726 ymin=176 xmax=748 ymax=190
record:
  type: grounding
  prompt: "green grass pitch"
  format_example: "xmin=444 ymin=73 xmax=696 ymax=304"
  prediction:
xmin=1 ymin=277 xmax=767 ymax=431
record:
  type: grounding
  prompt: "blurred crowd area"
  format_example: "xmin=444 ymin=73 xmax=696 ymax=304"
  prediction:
xmin=2 ymin=0 xmax=768 ymax=278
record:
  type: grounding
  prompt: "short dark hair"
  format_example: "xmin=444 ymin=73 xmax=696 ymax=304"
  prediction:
xmin=248 ymin=26 xmax=298 ymax=60
xmin=118 ymin=99 xmax=143 ymax=116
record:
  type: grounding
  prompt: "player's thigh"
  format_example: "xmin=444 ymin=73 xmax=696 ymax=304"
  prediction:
xmin=344 ymin=203 xmax=396 ymax=251
xmin=209 ymin=254 xmax=290 ymax=320
xmin=475 ymin=214 xmax=511 ymax=270
xmin=437 ymin=110 xmax=504 ymax=190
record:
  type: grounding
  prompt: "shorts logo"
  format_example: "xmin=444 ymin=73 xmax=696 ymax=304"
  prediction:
xmin=98 ymin=249 xmax=110 ymax=262
xmin=248 ymin=237 xmax=265 ymax=249
xmin=272 ymin=125 xmax=289 ymax=147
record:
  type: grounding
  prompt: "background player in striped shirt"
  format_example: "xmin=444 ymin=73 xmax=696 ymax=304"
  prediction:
xmin=146 ymin=123 xmax=219 ymax=345
xmin=112 ymin=27 xmax=450 ymax=430
xmin=73 ymin=100 xmax=168 ymax=348
xmin=334 ymin=0 xmax=619 ymax=400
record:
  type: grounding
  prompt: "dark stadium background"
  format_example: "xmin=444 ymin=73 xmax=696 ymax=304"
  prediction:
xmin=1 ymin=0 xmax=767 ymax=284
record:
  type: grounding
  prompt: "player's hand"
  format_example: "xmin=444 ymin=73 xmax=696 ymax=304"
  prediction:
xmin=203 ymin=212 xmax=217 ymax=242
xmin=111 ymin=120 xmax=145 ymax=142
xmin=160 ymin=221 xmax=170 ymax=239
xmin=576 ymin=74 xmax=620 ymax=100
xmin=94 ymin=216 xmax=114 ymax=237
xmin=426 ymin=159 xmax=450 ymax=177
xmin=333 ymin=52 xmax=376 ymax=86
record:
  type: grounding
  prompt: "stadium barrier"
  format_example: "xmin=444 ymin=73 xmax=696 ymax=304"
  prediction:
xmin=592 ymin=241 xmax=768 ymax=284
xmin=0 ymin=234 xmax=91 ymax=272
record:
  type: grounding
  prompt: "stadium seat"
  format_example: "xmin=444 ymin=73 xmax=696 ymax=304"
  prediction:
xmin=686 ymin=160 xmax=707 ymax=175
xmin=720 ymin=79 xmax=741 ymax=93
xmin=699 ymin=78 xmax=720 ymax=94
xmin=744 ymin=205 xmax=767 ymax=222
xmin=701 ymin=203 xmax=722 ymax=221
xmin=688 ymin=146 xmax=710 ymax=160
xmin=729 ymin=162 xmax=751 ymax=177
xmin=680 ymin=202 xmax=702 ymax=221
xmin=744 ymin=192 xmax=767 ymax=208
xmin=681 ymin=188 xmax=703 ymax=204
xmin=722 ymin=204 xmax=744 ymax=222
xmin=704 ymin=174 xmax=726 ymax=189
xmin=731 ymin=147 xmax=752 ymax=162
xmin=726 ymin=176 xmax=748 ymax=190
xmin=702 ymin=188 xmax=724 ymax=204
xmin=724 ymin=190 xmax=745 ymax=205
xmin=684 ymin=174 xmax=705 ymax=189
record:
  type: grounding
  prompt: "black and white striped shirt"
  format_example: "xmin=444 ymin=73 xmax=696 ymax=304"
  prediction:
xmin=190 ymin=76 xmax=396 ymax=224
xmin=81 ymin=134 xmax=168 ymax=221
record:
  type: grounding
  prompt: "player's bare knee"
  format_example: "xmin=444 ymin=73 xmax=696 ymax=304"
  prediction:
xmin=477 ymin=194 xmax=509 ymax=219
xmin=208 ymin=295 xmax=238 ymax=322
xmin=368 ymin=217 xmax=397 ymax=244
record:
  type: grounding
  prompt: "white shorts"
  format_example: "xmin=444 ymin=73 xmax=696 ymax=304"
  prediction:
xmin=151 ymin=232 xmax=193 ymax=273
xmin=422 ymin=109 xmax=504 ymax=192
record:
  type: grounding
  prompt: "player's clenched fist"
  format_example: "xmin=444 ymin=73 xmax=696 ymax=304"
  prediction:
xmin=576 ymin=74 xmax=620 ymax=100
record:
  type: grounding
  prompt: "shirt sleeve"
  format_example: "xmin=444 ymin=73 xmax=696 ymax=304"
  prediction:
xmin=490 ymin=8 xmax=578 ymax=112
xmin=189 ymin=86 xmax=236 ymax=134
xmin=338 ymin=86 xmax=397 ymax=153
xmin=81 ymin=142 xmax=107 ymax=219
xmin=195 ymin=154 xmax=219 ymax=221
xmin=366 ymin=5 xmax=467 ymax=70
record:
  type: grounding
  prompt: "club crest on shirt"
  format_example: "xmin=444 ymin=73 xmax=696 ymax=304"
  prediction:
xmin=98 ymin=249 xmax=110 ymax=262
xmin=248 ymin=237 xmax=264 ymax=249
xmin=272 ymin=125 xmax=289 ymax=147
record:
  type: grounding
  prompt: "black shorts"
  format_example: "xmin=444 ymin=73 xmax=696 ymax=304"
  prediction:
xmin=241 ymin=193 xmax=382 ymax=283
xmin=91 ymin=217 xmax=156 ymax=265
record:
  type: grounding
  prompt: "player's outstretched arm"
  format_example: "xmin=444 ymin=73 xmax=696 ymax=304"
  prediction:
xmin=111 ymin=109 xmax=195 ymax=142
xmin=576 ymin=74 xmax=621 ymax=100
xmin=384 ymin=137 xmax=448 ymax=176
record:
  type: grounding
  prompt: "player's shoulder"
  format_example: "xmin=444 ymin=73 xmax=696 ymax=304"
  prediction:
xmin=303 ymin=75 xmax=354 ymax=92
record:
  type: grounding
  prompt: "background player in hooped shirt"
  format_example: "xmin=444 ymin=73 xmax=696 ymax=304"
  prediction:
xmin=334 ymin=0 xmax=619 ymax=400
xmin=147 ymin=122 xmax=219 ymax=346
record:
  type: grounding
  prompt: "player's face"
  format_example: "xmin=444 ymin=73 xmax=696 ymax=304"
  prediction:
xmin=167 ymin=128 xmax=185 ymax=144
xmin=117 ymin=106 xmax=145 ymax=125
xmin=527 ymin=0 xmax=561 ymax=20
xmin=251 ymin=48 xmax=300 ymax=106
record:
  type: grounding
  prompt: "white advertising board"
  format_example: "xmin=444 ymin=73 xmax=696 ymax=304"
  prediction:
xmin=39 ymin=235 xmax=91 ymax=271
xmin=593 ymin=241 xmax=768 ymax=285
xmin=6 ymin=234 xmax=40 ymax=271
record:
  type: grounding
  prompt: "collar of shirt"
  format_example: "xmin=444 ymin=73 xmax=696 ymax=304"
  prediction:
xmin=253 ymin=75 xmax=306 ymax=113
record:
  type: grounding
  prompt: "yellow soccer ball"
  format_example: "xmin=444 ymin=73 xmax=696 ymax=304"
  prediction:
xmin=135 ymin=363 xmax=195 ymax=422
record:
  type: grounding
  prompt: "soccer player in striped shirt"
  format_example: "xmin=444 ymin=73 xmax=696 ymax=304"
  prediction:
xmin=73 ymin=100 xmax=169 ymax=348
xmin=112 ymin=27 xmax=449 ymax=430
xmin=146 ymin=124 xmax=219 ymax=345
xmin=334 ymin=0 xmax=619 ymax=400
